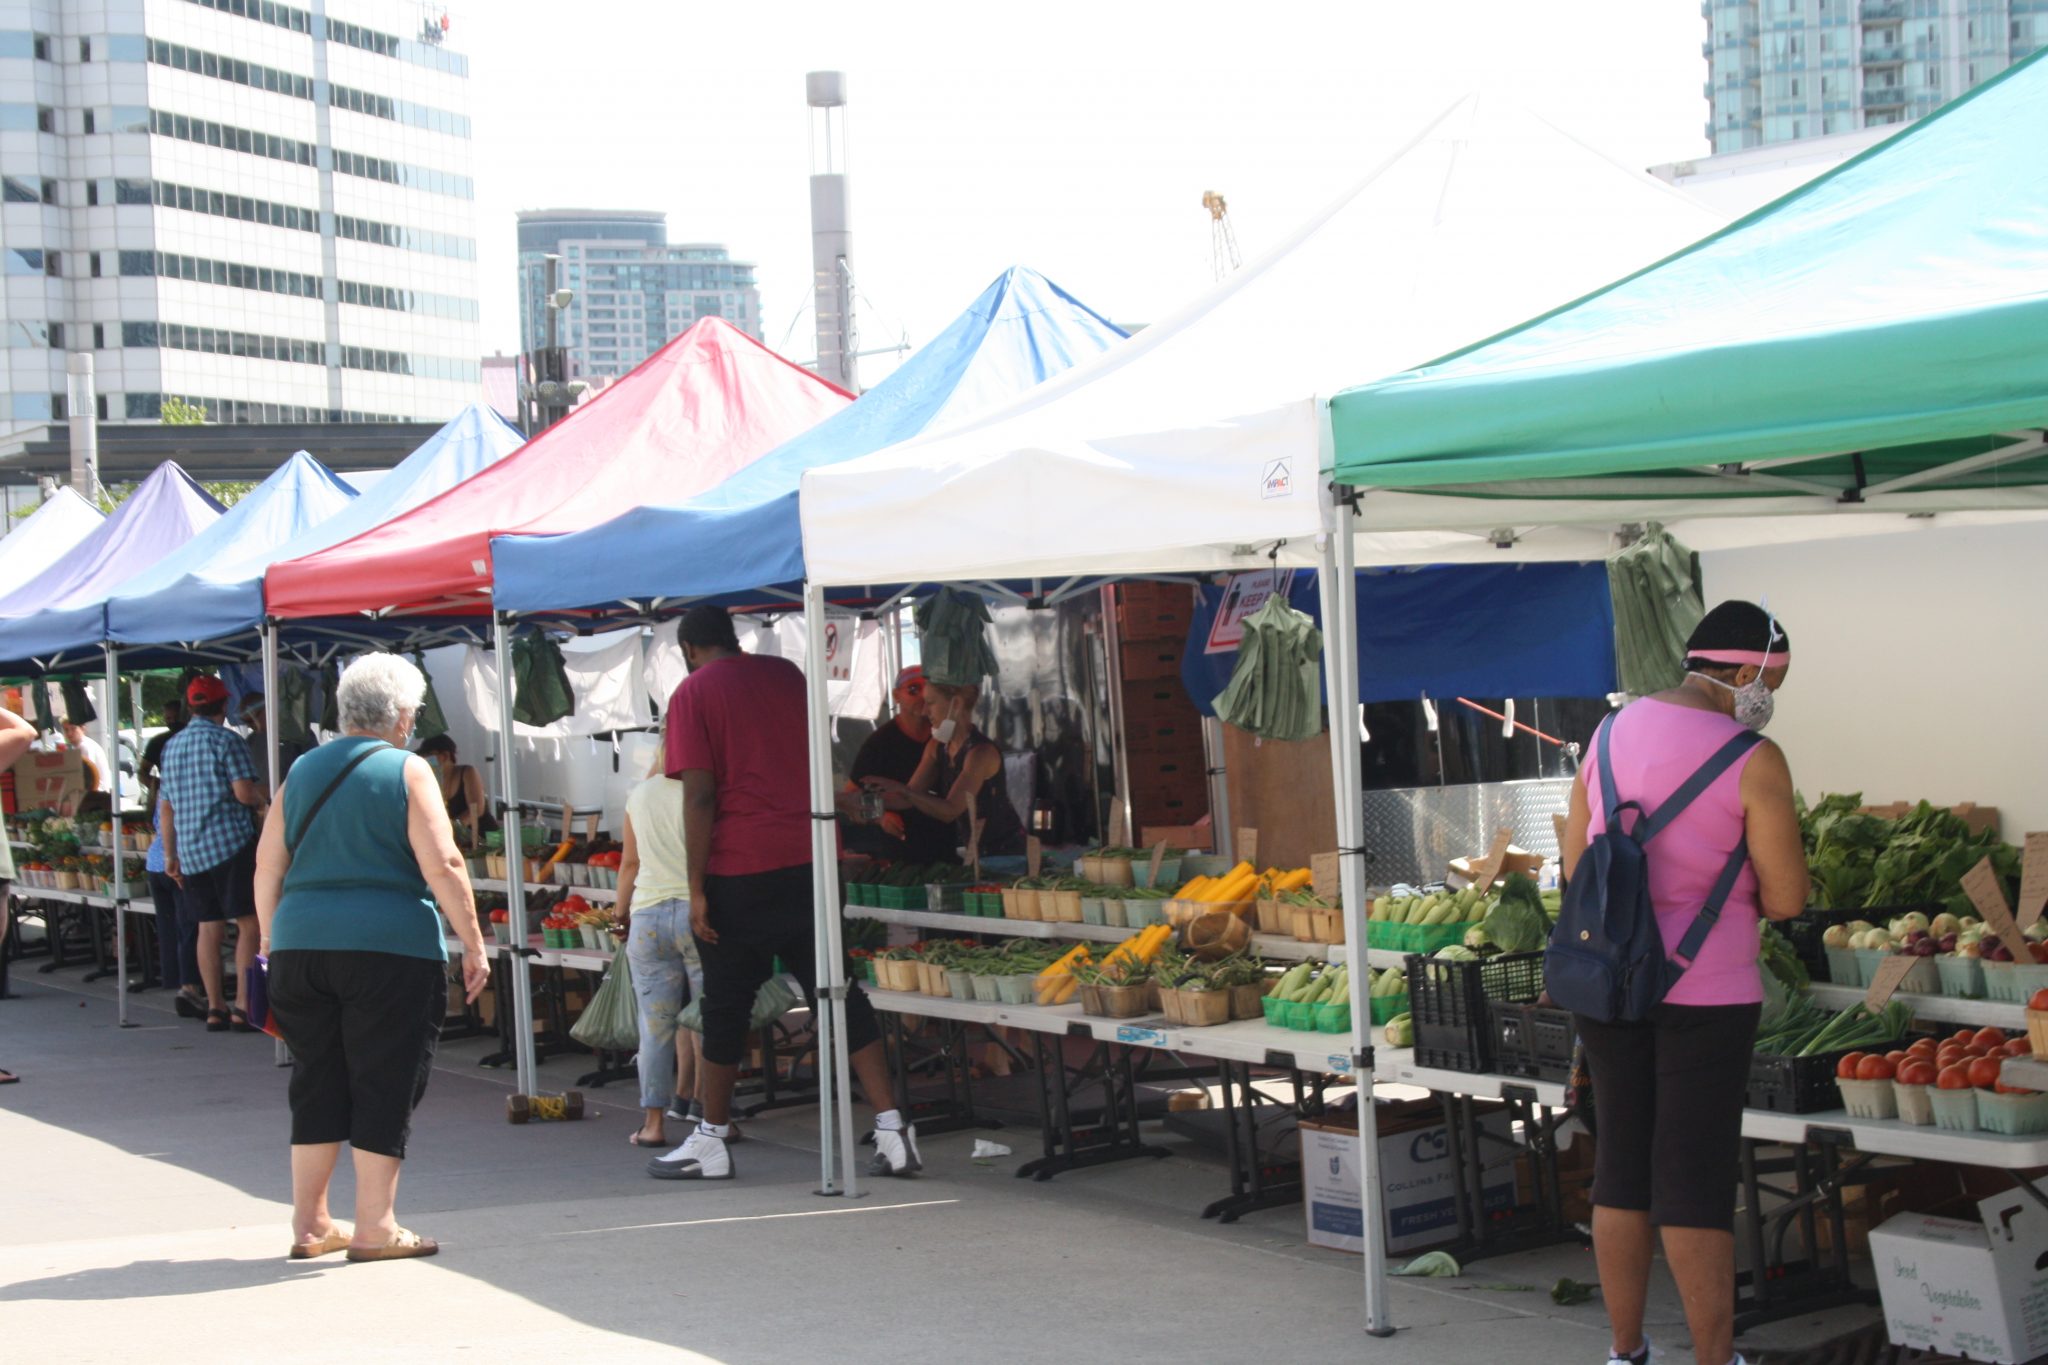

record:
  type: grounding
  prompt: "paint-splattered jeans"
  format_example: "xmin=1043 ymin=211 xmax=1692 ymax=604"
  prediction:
xmin=626 ymin=899 xmax=702 ymax=1109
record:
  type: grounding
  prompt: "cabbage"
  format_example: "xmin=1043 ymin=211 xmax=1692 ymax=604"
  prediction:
xmin=1477 ymin=872 xmax=1549 ymax=954
xmin=1391 ymin=1251 xmax=1462 ymax=1278
xmin=1433 ymin=944 xmax=1479 ymax=962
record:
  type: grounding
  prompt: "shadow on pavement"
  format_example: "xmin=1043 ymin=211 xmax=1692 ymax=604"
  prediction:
xmin=0 ymin=1258 xmax=332 ymax=1302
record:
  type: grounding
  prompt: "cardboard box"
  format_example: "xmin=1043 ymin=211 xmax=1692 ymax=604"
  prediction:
xmin=1301 ymin=1101 xmax=1516 ymax=1256
xmin=1870 ymin=1189 xmax=2048 ymax=1363
xmin=5 ymin=746 xmax=84 ymax=817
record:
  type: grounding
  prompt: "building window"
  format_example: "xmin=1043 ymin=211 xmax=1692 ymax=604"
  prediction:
xmin=79 ymin=37 xmax=90 ymax=62
xmin=89 ymin=252 xmax=100 ymax=277
xmin=39 ymin=177 xmax=54 ymax=204
xmin=1 ymin=177 xmax=36 ymax=203
xmin=82 ymin=109 xmax=93 ymax=134
xmin=32 ymin=34 xmax=48 ymax=60
xmin=36 ymin=106 xmax=53 ymax=133
xmin=93 ymin=324 xmax=105 ymax=349
xmin=85 ymin=180 xmax=99 ymax=206
xmin=44 ymin=251 xmax=59 ymax=276
xmin=47 ymin=322 xmax=62 ymax=349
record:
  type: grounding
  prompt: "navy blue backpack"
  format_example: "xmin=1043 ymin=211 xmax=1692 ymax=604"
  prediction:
xmin=1545 ymin=713 xmax=1762 ymax=1024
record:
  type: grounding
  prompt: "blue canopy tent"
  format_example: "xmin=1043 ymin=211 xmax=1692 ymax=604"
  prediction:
xmin=112 ymin=402 xmax=527 ymax=665
xmin=1177 ymin=563 xmax=1617 ymax=713
xmin=490 ymin=267 xmax=1128 ymax=617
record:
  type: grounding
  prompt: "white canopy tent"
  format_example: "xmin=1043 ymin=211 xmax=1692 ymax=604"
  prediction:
xmin=793 ymin=95 xmax=1736 ymax=1334
xmin=797 ymin=94 xmax=1725 ymax=588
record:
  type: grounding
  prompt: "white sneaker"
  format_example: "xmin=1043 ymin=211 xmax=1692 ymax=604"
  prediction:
xmin=646 ymin=1128 xmax=733 ymax=1181
xmin=1605 ymin=1339 xmax=1653 ymax=1365
xmin=869 ymin=1123 xmax=922 ymax=1177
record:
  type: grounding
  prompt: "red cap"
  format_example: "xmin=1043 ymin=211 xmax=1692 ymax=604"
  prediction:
xmin=185 ymin=675 xmax=229 ymax=706
xmin=893 ymin=666 xmax=926 ymax=697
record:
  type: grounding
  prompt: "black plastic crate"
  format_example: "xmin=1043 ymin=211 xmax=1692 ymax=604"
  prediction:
xmin=1489 ymin=1000 xmax=1578 ymax=1083
xmin=1746 ymin=1048 xmax=1854 ymax=1114
xmin=1404 ymin=951 xmax=1545 ymax=1074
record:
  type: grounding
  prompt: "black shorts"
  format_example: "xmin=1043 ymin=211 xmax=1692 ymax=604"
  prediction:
xmin=182 ymin=839 xmax=256 ymax=924
xmin=1575 ymin=1001 xmax=1761 ymax=1230
xmin=693 ymin=863 xmax=879 ymax=1069
xmin=269 ymin=948 xmax=446 ymax=1159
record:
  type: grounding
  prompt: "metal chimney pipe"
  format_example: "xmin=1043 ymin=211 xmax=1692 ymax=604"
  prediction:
xmin=66 ymin=353 xmax=98 ymax=498
xmin=806 ymin=71 xmax=855 ymax=392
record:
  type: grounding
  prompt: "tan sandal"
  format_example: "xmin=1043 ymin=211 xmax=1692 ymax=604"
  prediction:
xmin=287 ymin=1227 xmax=351 ymax=1260
xmin=345 ymin=1228 xmax=439 ymax=1262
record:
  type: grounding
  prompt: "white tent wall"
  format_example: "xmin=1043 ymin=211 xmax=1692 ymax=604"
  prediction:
xmin=1700 ymin=518 xmax=2048 ymax=836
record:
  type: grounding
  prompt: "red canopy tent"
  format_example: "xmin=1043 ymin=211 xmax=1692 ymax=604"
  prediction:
xmin=265 ymin=318 xmax=852 ymax=620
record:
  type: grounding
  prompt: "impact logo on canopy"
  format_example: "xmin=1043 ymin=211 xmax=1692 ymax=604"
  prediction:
xmin=1262 ymin=458 xmax=1293 ymax=500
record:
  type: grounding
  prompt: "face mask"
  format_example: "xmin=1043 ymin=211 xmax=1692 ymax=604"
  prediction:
xmin=1691 ymin=670 xmax=1775 ymax=732
xmin=933 ymin=715 xmax=958 ymax=743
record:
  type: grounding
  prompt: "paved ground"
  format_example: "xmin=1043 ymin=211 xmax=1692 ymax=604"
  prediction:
xmin=0 ymin=958 xmax=1888 ymax=1364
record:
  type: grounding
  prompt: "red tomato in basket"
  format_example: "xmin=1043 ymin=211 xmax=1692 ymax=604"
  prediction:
xmin=1974 ymin=1027 xmax=2010 ymax=1051
xmin=1837 ymin=1052 xmax=1868 ymax=1080
xmin=1856 ymin=1055 xmax=1897 ymax=1082
xmin=1996 ymin=1082 xmax=2038 ymax=1095
xmin=1907 ymin=1038 xmax=1939 ymax=1059
xmin=1896 ymin=1060 xmax=1937 ymax=1087
xmin=1937 ymin=1065 xmax=1973 ymax=1090
xmin=2004 ymin=1037 xmax=2035 ymax=1058
xmin=1954 ymin=1028 xmax=1981 ymax=1047
xmin=2029 ymin=989 xmax=2048 ymax=1012
xmin=1969 ymin=1056 xmax=2004 ymax=1090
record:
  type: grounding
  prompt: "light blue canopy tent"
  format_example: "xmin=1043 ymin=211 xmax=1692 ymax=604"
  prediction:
xmin=110 ymin=402 xmax=527 ymax=663
xmin=490 ymin=267 xmax=1127 ymax=615
xmin=0 ymin=452 xmax=356 ymax=674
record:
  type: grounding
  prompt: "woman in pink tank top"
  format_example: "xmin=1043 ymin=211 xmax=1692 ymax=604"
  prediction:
xmin=1561 ymin=601 xmax=1810 ymax=1365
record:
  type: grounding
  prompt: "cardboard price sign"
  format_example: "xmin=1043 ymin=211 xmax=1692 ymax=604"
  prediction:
xmin=1311 ymin=852 xmax=1341 ymax=901
xmin=1962 ymin=855 xmax=2031 ymax=963
xmin=1863 ymin=953 xmax=1919 ymax=1011
xmin=1148 ymin=839 xmax=1170 ymax=888
xmin=1108 ymin=800 xmax=1129 ymax=849
xmin=1026 ymin=835 xmax=1043 ymax=879
xmin=1471 ymin=829 xmax=1515 ymax=891
xmin=1236 ymin=827 xmax=1260 ymax=868
xmin=2019 ymin=831 xmax=2048 ymax=931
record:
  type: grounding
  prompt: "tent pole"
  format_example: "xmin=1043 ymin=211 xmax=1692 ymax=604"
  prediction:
xmin=1320 ymin=439 xmax=1392 ymax=1338
xmin=803 ymin=581 xmax=859 ymax=1197
xmin=262 ymin=622 xmax=282 ymax=795
xmin=1098 ymin=584 xmax=1136 ymax=850
xmin=491 ymin=615 xmax=540 ymax=1100
xmin=104 ymin=643 xmax=133 ymax=1029
xmin=1201 ymin=716 xmax=1232 ymax=862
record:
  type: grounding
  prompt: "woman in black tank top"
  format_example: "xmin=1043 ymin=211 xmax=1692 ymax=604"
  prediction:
xmin=859 ymin=682 xmax=1027 ymax=858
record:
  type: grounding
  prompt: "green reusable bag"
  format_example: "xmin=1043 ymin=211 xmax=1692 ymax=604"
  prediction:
xmin=569 ymin=948 xmax=640 ymax=1053
xmin=1607 ymin=523 xmax=1703 ymax=697
xmin=676 ymin=974 xmax=801 ymax=1034
xmin=511 ymin=634 xmax=574 ymax=728
xmin=1212 ymin=594 xmax=1324 ymax=742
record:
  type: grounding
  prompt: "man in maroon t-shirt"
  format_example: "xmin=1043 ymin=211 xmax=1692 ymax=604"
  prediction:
xmin=647 ymin=605 xmax=914 ymax=1183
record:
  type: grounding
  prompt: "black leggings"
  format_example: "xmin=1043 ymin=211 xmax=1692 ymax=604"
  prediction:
xmin=694 ymin=864 xmax=879 ymax=1069
xmin=269 ymin=949 xmax=446 ymax=1159
xmin=1575 ymin=1001 xmax=1760 ymax=1230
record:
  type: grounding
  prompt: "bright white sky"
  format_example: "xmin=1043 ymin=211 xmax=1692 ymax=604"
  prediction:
xmin=456 ymin=0 xmax=1711 ymax=379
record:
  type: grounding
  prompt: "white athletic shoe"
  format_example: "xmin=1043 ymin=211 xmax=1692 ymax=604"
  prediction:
xmin=869 ymin=1123 xmax=922 ymax=1177
xmin=1605 ymin=1338 xmax=1654 ymax=1365
xmin=646 ymin=1128 xmax=733 ymax=1181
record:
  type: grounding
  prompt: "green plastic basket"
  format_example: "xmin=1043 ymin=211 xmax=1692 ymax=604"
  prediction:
xmin=1369 ymin=992 xmax=1410 ymax=1025
xmin=1367 ymin=918 xmax=1482 ymax=956
xmin=1314 ymin=1001 xmax=1352 ymax=1034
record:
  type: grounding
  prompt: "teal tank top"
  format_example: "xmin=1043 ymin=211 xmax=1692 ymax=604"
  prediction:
xmin=270 ymin=736 xmax=445 ymax=962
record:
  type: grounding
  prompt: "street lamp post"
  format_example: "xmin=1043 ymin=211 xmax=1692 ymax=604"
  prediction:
xmin=523 ymin=253 xmax=584 ymax=432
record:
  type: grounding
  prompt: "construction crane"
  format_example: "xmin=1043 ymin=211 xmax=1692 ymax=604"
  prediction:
xmin=1203 ymin=190 xmax=1241 ymax=282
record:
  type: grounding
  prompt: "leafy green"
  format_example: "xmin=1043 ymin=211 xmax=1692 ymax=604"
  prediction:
xmin=1390 ymin=1251 xmax=1461 ymax=1278
xmin=1476 ymin=872 xmax=1549 ymax=953
xmin=1550 ymin=1277 xmax=1600 ymax=1306
xmin=1799 ymin=791 xmax=2020 ymax=914
xmin=1758 ymin=922 xmax=1808 ymax=992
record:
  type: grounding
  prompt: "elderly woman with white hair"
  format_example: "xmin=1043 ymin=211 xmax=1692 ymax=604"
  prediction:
xmin=255 ymin=653 xmax=489 ymax=1263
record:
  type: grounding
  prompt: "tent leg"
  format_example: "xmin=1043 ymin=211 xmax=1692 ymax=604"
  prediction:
xmin=1320 ymin=465 xmax=1393 ymax=1337
xmin=262 ymin=622 xmax=282 ymax=795
xmin=803 ymin=582 xmax=859 ymax=1198
xmin=1098 ymin=584 xmax=1136 ymax=849
xmin=1201 ymin=716 xmax=1232 ymax=862
xmin=492 ymin=615 xmax=540 ymax=1101
xmin=104 ymin=644 xmax=133 ymax=1029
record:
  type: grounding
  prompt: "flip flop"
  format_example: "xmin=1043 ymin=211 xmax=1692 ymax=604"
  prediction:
xmin=287 ymin=1227 xmax=351 ymax=1260
xmin=627 ymin=1132 xmax=669 ymax=1147
xmin=345 ymin=1228 xmax=439 ymax=1262
xmin=205 ymin=1009 xmax=230 ymax=1033
xmin=228 ymin=1007 xmax=258 ymax=1035
xmin=0 ymin=1070 xmax=18 ymax=1085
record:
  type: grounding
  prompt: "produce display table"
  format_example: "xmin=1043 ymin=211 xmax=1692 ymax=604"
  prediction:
xmin=847 ymin=903 xmax=1391 ymax=967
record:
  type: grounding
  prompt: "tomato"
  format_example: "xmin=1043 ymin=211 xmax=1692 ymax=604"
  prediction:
xmin=2030 ymin=988 xmax=2048 ymax=1012
xmin=1896 ymin=1060 xmax=1938 ymax=1087
xmin=1996 ymin=1082 xmax=2039 ymax=1095
xmin=1885 ymin=1050 xmax=1910 ymax=1066
xmin=1954 ymin=1028 xmax=1980 ymax=1047
xmin=1907 ymin=1038 xmax=1939 ymax=1058
xmin=2005 ymin=1037 xmax=2036 ymax=1058
xmin=1837 ymin=1052 xmax=1869 ymax=1080
xmin=1965 ymin=1042 xmax=1992 ymax=1059
xmin=1974 ymin=1027 xmax=2009 ymax=1051
xmin=1969 ymin=1056 xmax=2004 ymax=1090
xmin=1857 ymin=1055 xmax=1897 ymax=1082
xmin=1938 ymin=1064 xmax=1974 ymax=1090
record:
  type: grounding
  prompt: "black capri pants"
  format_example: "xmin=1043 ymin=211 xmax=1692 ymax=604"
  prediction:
xmin=1574 ymin=1001 xmax=1761 ymax=1230
xmin=694 ymin=863 xmax=879 ymax=1070
xmin=269 ymin=949 xmax=447 ymax=1159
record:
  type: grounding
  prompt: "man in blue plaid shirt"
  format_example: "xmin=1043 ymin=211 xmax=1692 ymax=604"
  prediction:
xmin=161 ymin=675 xmax=269 ymax=1033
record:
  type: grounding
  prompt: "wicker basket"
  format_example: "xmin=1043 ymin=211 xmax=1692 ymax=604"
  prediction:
xmin=1185 ymin=910 xmax=1250 ymax=961
xmin=2028 ymin=1008 xmax=2048 ymax=1060
xmin=1255 ymin=897 xmax=1293 ymax=936
xmin=1229 ymin=980 xmax=1272 ymax=1020
xmin=1291 ymin=905 xmax=1346 ymax=944
xmin=1160 ymin=985 xmax=1231 ymax=1027
xmin=1048 ymin=889 xmax=1084 ymax=923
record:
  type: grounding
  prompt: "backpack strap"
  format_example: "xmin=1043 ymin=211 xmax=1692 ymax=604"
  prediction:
xmin=1592 ymin=715 xmax=1624 ymax=827
xmin=286 ymin=742 xmax=392 ymax=857
xmin=1670 ymin=836 xmax=1752 ymax=965
xmin=1635 ymin=730 xmax=1764 ymax=844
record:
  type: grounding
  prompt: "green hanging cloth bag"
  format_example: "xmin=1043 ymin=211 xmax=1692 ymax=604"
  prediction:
xmin=569 ymin=949 xmax=640 ymax=1053
xmin=511 ymin=634 xmax=574 ymax=728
